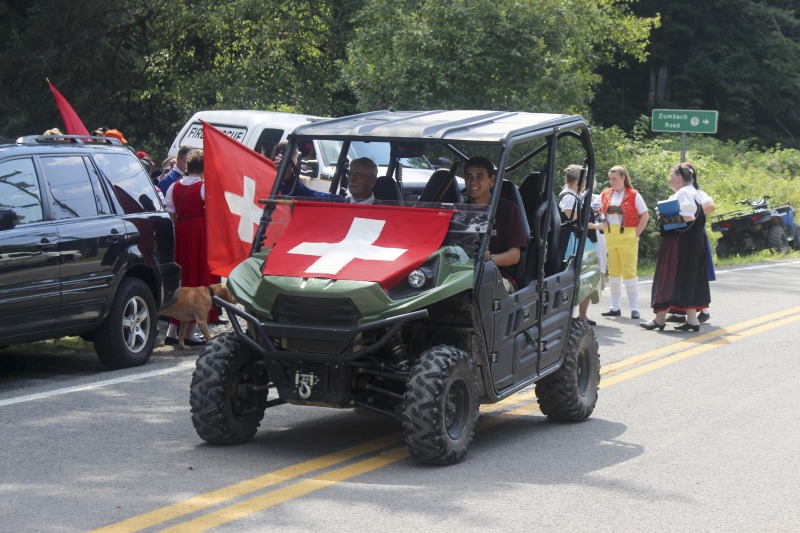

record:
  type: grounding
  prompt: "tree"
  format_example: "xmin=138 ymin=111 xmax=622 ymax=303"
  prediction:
xmin=341 ymin=0 xmax=658 ymax=114
xmin=593 ymin=0 xmax=800 ymax=148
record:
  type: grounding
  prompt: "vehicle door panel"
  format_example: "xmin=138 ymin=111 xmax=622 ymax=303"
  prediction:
xmin=0 ymin=157 xmax=60 ymax=339
xmin=38 ymin=155 xmax=123 ymax=330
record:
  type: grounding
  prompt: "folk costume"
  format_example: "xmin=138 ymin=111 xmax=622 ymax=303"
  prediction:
xmin=169 ymin=176 xmax=221 ymax=325
xmin=651 ymin=184 xmax=711 ymax=312
xmin=600 ymin=186 xmax=648 ymax=316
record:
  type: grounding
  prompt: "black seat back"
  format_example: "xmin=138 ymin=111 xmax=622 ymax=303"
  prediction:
xmin=498 ymin=179 xmax=530 ymax=288
xmin=373 ymin=176 xmax=403 ymax=205
xmin=418 ymin=168 xmax=462 ymax=204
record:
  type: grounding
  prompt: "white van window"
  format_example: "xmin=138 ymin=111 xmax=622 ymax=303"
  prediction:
xmin=254 ymin=128 xmax=284 ymax=158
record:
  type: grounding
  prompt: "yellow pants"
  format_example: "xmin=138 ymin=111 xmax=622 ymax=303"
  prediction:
xmin=605 ymin=224 xmax=639 ymax=279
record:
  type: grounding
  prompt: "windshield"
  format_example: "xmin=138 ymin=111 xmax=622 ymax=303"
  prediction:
xmin=317 ymin=140 xmax=432 ymax=170
xmin=261 ymin=198 xmax=489 ymax=261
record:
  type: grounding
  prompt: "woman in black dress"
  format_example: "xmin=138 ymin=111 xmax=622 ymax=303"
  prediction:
xmin=640 ymin=163 xmax=711 ymax=332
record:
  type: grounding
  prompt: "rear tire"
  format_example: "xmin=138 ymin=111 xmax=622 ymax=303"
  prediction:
xmin=190 ymin=333 xmax=269 ymax=444
xmin=94 ymin=278 xmax=156 ymax=369
xmin=401 ymin=345 xmax=479 ymax=465
xmin=790 ymin=227 xmax=800 ymax=250
xmin=715 ymin=236 xmax=732 ymax=258
xmin=536 ymin=318 xmax=600 ymax=421
xmin=767 ymin=225 xmax=790 ymax=254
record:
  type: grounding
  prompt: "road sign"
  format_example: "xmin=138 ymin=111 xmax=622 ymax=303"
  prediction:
xmin=651 ymin=109 xmax=718 ymax=134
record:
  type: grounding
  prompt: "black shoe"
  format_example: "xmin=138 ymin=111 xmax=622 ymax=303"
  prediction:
xmin=586 ymin=319 xmax=597 ymax=326
xmin=164 ymin=336 xmax=206 ymax=347
xmin=698 ymin=311 xmax=710 ymax=323
xmin=639 ymin=320 xmax=665 ymax=331
xmin=630 ymin=311 xmax=640 ymax=320
xmin=673 ymin=322 xmax=700 ymax=332
xmin=666 ymin=313 xmax=686 ymax=323
xmin=601 ymin=308 xmax=621 ymax=317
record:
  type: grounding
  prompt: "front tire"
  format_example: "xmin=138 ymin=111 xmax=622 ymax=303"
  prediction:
xmin=536 ymin=318 xmax=600 ymax=421
xmin=190 ymin=333 xmax=269 ymax=444
xmin=767 ymin=225 xmax=790 ymax=254
xmin=401 ymin=345 xmax=479 ymax=465
xmin=94 ymin=278 xmax=157 ymax=369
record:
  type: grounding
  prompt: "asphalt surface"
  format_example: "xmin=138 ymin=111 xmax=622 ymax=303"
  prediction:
xmin=1 ymin=260 xmax=799 ymax=532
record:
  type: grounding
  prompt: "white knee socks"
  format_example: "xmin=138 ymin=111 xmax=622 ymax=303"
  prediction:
xmin=625 ymin=277 xmax=639 ymax=312
xmin=609 ymin=276 xmax=622 ymax=311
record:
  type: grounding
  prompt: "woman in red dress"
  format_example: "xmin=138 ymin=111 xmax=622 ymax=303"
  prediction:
xmin=163 ymin=149 xmax=220 ymax=345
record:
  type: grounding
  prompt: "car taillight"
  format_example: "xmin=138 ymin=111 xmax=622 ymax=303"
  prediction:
xmin=720 ymin=222 xmax=730 ymax=228
xmin=750 ymin=214 xmax=762 ymax=223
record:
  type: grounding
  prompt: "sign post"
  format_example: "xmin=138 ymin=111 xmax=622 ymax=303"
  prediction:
xmin=651 ymin=109 xmax=719 ymax=162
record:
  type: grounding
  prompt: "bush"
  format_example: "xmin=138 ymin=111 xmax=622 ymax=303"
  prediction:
xmin=591 ymin=128 xmax=800 ymax=264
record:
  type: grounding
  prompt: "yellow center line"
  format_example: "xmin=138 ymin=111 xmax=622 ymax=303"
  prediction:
xmin=601 ymin=305 xmax=800 ymax=376
xmin=93 ymin=306 xmax=800 ymax=532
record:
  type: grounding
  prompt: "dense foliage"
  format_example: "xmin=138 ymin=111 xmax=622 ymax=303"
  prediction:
xmin=1 ymin=0 xmax=798 ymax=263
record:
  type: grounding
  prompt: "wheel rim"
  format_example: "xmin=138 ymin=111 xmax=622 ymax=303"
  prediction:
xmin=576 ymin=346 xmax=590 ymax=396
xmin=121 ymin=295 xmax=150 ymax=353
xmin=231 ymin=364 xmax=263 ymax=420
xmin=444 ymin=379 xmax=469 ymax=439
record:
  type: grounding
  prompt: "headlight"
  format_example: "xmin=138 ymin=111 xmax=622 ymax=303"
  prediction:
xmin=408 ymin=269 xmax=427 ymax=289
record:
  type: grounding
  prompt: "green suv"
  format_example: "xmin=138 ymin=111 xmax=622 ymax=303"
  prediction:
xmin=190 ymin=110 xmax=601 ymax=464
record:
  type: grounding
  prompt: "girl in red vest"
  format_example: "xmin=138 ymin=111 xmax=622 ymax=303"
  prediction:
xmin=599 ymin=165 xmax=650 ymax=319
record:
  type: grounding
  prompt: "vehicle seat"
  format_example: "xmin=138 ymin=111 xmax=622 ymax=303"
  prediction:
xmin=499 ymin=180 xmax=530 ymax=288
xmin=518 ymin=171 xmax=544 ymax=230
xmin=373 ymin=176 xmax=403 ymax=205
xmin=418 ymin=168 xmax=462 ymax=204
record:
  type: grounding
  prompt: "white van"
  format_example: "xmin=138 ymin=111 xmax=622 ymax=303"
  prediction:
xmin=169 ymin=109 xmax=448 ymax=198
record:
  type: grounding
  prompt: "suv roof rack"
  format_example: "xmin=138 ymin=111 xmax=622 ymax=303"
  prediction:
xmin=15 ymin=135 xmax=123 ymax=146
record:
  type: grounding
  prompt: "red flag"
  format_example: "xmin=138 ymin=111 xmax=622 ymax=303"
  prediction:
xmin=263 ymin=201 xmax=454 ymax=289
xmin=203 ymin=121 xmax=278 ymax=277
xmin=47 ymin=81 xmax=90 ymax=136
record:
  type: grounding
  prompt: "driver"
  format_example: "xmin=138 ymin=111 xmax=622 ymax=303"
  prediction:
xmin=275 ymin=142 xmax=379 ymax=204
xmin=463 ymin=156 xmax=527 ymax=292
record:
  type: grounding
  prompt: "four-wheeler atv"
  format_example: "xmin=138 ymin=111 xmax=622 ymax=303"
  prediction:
xmin=711 ymin=195 xmax=799 ymax=258
xmin=190 ymin=110 xmax=602 ymax=465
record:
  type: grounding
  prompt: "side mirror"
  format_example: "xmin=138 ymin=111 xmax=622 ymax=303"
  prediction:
xmin=300 ymin=159 xmax=319 ymax=178
xmin=0 ymin=208 xmax=17 ymax=231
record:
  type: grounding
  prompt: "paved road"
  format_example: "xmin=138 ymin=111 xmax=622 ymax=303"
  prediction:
xmin=1 ymin=260 xmax=799 ymax=532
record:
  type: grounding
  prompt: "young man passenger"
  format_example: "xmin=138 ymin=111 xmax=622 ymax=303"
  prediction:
xmin=464 ymin=156 xmax=527 ymax=292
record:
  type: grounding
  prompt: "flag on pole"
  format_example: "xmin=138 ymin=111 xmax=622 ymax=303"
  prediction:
xmin=47 ymin=80 xmax=90 ymax=136
xmin=263 ymin=201 xmax=454 ymax=289
xmin=202 ymin=121 xmax=278 ymax=277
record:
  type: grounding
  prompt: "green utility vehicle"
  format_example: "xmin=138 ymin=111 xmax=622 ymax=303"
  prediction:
xmin=190 ymin=110 xmax=602 ymax=464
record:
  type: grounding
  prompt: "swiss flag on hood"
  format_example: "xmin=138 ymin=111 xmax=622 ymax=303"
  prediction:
xmin=263 ymin=201 xmax=454 ymax=289
xmin=203 ymin=121 xmax=277 ymax=277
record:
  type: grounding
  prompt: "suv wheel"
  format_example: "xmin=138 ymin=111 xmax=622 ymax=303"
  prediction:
xmin=190 ymin=333 xmax=269 ymax=444
xmin=767 ymin=225 xmax=790 ymax=254
xmin=401 ymin=345 xmax=479 ymax=465
xmin=94 ymin=278 xmax=157 ymax=369
xmin=535 ymin=318 xmax=600 ymax=421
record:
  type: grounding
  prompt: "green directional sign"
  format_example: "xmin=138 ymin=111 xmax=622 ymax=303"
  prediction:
xmin=651 ymin=109 xmax=718 ymax=134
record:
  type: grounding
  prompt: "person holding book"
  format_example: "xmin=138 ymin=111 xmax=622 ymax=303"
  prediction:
xmin=665 ymin=162 xmax=715 ymax=324
xmin=599 ymin=165 xmax=649 ymax=320
xmin=640 ymin=163 xmax=711 ymax=332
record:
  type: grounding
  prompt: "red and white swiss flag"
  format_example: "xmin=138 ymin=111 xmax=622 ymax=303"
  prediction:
xmin=203 ymin=121 xmax=277 ymax=277
xmin=263 ymin=201 xmax=454 ymax=289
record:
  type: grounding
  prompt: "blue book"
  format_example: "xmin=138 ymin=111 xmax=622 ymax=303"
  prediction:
xmin=657 ymin=198 xmax=687 ymax=230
